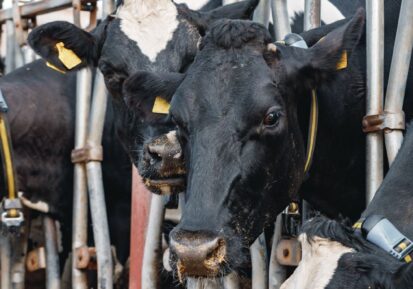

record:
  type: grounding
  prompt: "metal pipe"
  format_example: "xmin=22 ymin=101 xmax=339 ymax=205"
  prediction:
xmin=253 ymin=0 xmax=270 ymax=27
xmin=11 ymin=226 xmax=29 ymax=289
xmin=102 ymin=0 xmax=114 ymax=18
xmin=72 ymin=68 xmax=92 ymax=289
xmin=304 ymin=0 xmax=321 ymax=31
xmin=268 ymin=215 xmax=286 ymax=289
xmin=384 ymin=0 xmax=413 ymax=164
xmin=250 ymin=234 xmax=268 ymax=289
xmin=271 ymin=0 xmax=291 ymax=41
xmin=223 ymin=272 xmax=240 ymax=289
xmin=5 ymin=20 xmax=15 ymax=73
xmin=86 ymin=71 xmax=113 ymax=289
xmin=1 ymin=236 xmax=11 ymax=289
xmin=44 ymin=216 xmax=61 ymax=289
xmin=141 ymin=194 xmax=165 ymax=289
xmin=72 ymin=0 xmax=81 ymax=27
xmin=366 ymin=0 xmax=384 ymax=203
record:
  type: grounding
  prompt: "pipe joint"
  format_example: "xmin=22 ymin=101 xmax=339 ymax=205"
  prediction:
xmin=362 ymin=111 xmax=405 ymax=133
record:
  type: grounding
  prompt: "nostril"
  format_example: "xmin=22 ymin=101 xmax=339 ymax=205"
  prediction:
xmin=145 ymin=144 xmax=162 ymax=163
xmin=204 ymin=238 xmax=226 ymax=268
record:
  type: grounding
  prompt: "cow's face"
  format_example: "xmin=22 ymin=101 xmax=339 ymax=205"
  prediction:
xmin=27 ymin=0 xmax=259 ymax=192
xmin=282 ymin=218 xmax=413 ymax=289
xmin=163 ymin=12 xmax=365 ymax=278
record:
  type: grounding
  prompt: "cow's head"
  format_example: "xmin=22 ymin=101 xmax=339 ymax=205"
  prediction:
xmin=131 ymin=11 xmax=364 ymax=278
xmin=282 ymin=217 xmax=413 ymax=289
xmin=27 ymin=0 xmax=259 ymax=193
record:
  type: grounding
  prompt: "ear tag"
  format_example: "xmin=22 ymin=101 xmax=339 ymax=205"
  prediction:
xmin=55 ymin=42 xmax=82 ymax=69
xmin=46 ymin=62 xmax=66 ymax=74
xmin=152 ymin=96 xmax=170 ymax=114
xmin=336 ymin=50 xmax=348 ymax=70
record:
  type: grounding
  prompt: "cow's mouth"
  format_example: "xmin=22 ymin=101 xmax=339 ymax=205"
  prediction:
xmin=144 ymin=176 xmax=185 ymax=194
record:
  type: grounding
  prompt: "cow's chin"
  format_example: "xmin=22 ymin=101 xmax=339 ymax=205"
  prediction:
xmin=143 ymin=176 xmax=185 ymax=195
xmin=185 ymin=273 xmax=251 ymax=289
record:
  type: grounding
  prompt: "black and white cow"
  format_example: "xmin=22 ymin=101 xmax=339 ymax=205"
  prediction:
xmin=122 ymin=0 xmax=413 ymax=279
xmin=282 ymin=122 xmax=413 ymax=289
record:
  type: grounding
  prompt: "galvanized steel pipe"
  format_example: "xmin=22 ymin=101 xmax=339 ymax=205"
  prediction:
xmin=253 ymin=0 xmax=270 ymax=27
xmin=141 ymin=194 xmax=165 ymax=289
xmin=384 ymin=0 xmax=413 ymax=164
xmin=44 ymin=216 xmax=61 ymax=289
xmin=250 ymin=234 xmax=268 ymax=289
xmin=72 ymin=68 xmax=92 ymax=289
xmin=86 ymin=71 xmax=113 ymax=289
xmin=268 ymin=215 xmax=286 ymax=289
xmin=304 ymin=0 xmax=320 ymax=30
xmin=1 ymin=236 xmax=11 ymax=289
xmin=5 ymin=20 xmax=16 ymax=73
xmin=271 ymin=0 xmax=291 ymax=41
xmin=366 ymin=0 xmax=384 ymax=203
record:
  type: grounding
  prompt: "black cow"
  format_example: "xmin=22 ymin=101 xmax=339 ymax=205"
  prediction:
xmin=27 ymin=0 xmax=260 ymax=196
xmin=123 ymin=0 xmax=413 ymax=279
xmin=283 ymin=122 xmax=413 ymax=289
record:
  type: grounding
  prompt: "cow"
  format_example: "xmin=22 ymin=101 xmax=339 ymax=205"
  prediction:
xmin=120 ymin=0 xmax=413 ymax=280
xmin=281 ymin=122 xmax=413 ymax=289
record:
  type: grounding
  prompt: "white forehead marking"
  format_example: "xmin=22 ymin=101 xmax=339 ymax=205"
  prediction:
xmin=174 ymin=0 xmax=210 ymax=11
xmin=280 ymin=233 xmax=354 ymax=289
xmin=287 ymin=0 xmax=344 ymax=25
xmin=117 ymin=0 xmax=179 ymax=62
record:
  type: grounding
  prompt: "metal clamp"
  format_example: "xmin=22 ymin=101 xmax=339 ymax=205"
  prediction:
xmin=1 ymin=198 xmax=24 ymax=228
xmin=71 ymin=145 xmax=103 ymax=163
xmin=362 ymin=111 xmax=405 ymax=133
xmin=74 ymin=246 xmax=97 ymax=270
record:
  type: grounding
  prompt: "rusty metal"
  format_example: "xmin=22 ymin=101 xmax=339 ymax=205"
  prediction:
xmin=74 ymin=246 xmax=97 ymax=270
xmin=26 ymin=247 xmax=46 ymax=272
xmin=362 ymin=112 xmax=405 ymax=133
xmin=71 ymin=145 xmax=103 ymax=163
xmin=275 ymin=238 xmax=302 ymax=266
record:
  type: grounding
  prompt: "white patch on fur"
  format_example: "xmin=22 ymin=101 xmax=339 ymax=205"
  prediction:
xmin=18 ymin=191 xmax=49 ymax=213
xmin=280 ymin=233 xmax=353 ymax=289
xmin=117 ymin=0 xmax=179 ymax=62
xmin=287 ymin=0 xmax=344 ymax=25
xmin=174 ymin=0 xmax=210 ymax=11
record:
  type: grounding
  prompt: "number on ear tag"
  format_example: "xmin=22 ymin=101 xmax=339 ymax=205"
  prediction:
xmin=55 ymin=42 xmax=82 ymax=69
xmin=152 ymin=96 xmax=170 ymax=114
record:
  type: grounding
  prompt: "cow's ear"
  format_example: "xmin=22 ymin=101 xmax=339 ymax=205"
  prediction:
xmin=179 ymin=0 xmax=259 ymax=36
xmin=281 ymin=8 xmax=365 ymax=86
xmin=123 ymin=71 xmax=185 ymax=112
xmin=28 ymin=21 xmax=100 ymax=72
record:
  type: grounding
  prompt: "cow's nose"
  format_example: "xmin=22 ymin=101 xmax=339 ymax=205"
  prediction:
xmin=169 ymin=230 xmax=226 ymax=277
xmin=144 ymin=131 xmax=182 ymax=165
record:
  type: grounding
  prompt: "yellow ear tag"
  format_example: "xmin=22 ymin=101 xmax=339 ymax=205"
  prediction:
xmin=152 ymin=96 xmax=170 ymax=114
xmin=336 ymin=50 xmax=348 ymax=70
xmin=46 ymin=61 xmax=66 ymax=74
xmin=55 ymin=42 xmax=82 ymax=69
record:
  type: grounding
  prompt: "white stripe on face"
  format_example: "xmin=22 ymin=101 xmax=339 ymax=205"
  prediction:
xmin=117 ymin=0 xmax=179 ymax=62
xmin=281 ymin=234 xmax=353 ymax=289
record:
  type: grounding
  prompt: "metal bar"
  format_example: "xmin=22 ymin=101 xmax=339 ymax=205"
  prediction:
xmin=253 ymin=0 xmax=270 ymax=27
xmin=271 ymin=0 xmax=291 ymax=41
xmin=11 ymin=224 xmax=29 ymax=289
xmin=5 ymin=20 xmax=15 ymax=73
xmin=268 ymin=215 xmax=286 ymax=289
xmin=250 ymin=234 xmax=268 ymax=289
xmin=129 ymin=169 xmax=152 ymax=289
xmin=86 ymin=71 xmax=113 ymax=289
xmin=0 ymin=0 xmax=72 ymax=23
xmin=44 ymin=216 xmax=61 ymax=289
xmin=141 ymin=194 xmax=165 ymax=289
xmin=1 ymin=236 xmax=12 ymax=289
xmin=384 ymin=0 xmax=413 ymax=164
xmin=102 ymin=0 xmax=114 ymax=18
xmin=304 ymin=0 xmax=321 ymax=31
xmin=223 ymin=272 xmax=240 ymax=289
xmin=366 ymin=0 xmax=384 ymax=203
xmin=72 ymin=68 xmax=92 ymax=289
xmin=72 ymin=0 xmax=81 ymax=27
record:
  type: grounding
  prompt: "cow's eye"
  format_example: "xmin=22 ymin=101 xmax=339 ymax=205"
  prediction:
xmin=263 ymin=109 xmax=281 ymax=127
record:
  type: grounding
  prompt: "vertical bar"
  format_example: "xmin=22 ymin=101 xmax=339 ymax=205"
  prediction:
xmin=223 ymin=272 xmax=240 ymax=289
xmin=72 ymin=68 xmax=92 ymax=289
xmin=366 ymin=0 xmax=384 ymax=203
xmin=268 ymin=215 xmax=286 ymax=289
xmin=72 ymin=0 xmax=81 ymax=27
xmin=384 ymin=0 xmax=413 ymax=164
xmin=271 ymin=0 xmax=291 ymax=41
xmin=86 ymin=71 xmax=113 ymax=289
xmin=129 ymin=169 xmax=152 ymax=289
xmin=141 ymin=194 xmax=165 ymax=289
xmin=102 ymin=0 xmax=114 ymax=17
xmin=44 ymin=216 xmax=61 ymax=289
xmin=250 ymin=234 xmax=268 ymax=289
xmin=253 ymin=0 xmax=270 ymax=27
xmin=1 ymin=236 xmax=11 ymax=289
xmin=5 ymin=20 xmax=15 ymax=73
xmin=304 ymin=0 xmax=321 ymax=31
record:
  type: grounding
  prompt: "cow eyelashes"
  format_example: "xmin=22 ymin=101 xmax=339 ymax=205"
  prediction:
xmin=263 ymin=108 xmax=282 ymax=127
